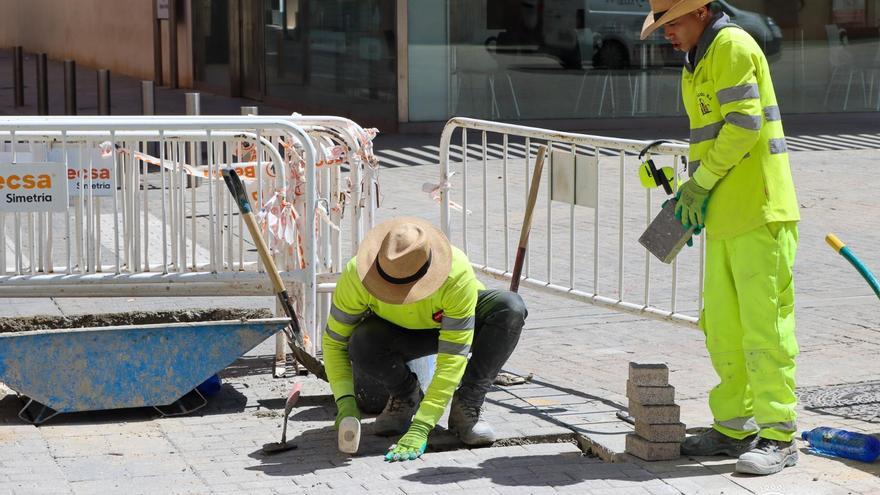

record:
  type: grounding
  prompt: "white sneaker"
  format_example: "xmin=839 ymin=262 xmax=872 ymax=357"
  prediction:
xmin=736 ymin=439 xmax=798 ymax=475
xmin=338 ymin=416 xmax=361 ymax=454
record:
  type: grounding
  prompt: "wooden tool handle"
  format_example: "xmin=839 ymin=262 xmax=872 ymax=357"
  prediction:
xmin=241 ymin=212 xmax=285 ymax=293
xmin=222 ymin=168 xmax=285 ymax=293
xmin=510 ymin=145 xmax=547 ymax=293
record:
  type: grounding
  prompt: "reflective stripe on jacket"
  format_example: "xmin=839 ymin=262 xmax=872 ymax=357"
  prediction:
xmin=682 ymin=13 xmax=799 ymax=240
xmin=322 ymin=247 xmax=485 ymax=428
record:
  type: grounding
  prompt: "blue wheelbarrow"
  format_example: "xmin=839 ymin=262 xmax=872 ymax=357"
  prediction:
xmin=0 ymin=318 xmax=290 ymax=424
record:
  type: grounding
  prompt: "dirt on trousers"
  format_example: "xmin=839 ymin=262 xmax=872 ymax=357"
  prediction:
xmin=0 ymin=308 xmax=276 ymax=333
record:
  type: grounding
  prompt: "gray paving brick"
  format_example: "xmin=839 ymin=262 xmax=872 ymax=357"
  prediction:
xmin=628 ymin=364 xmax=670 ymax=387
xmin=633 ymin=421 xmax=685 ymax=444
xmin=626 ymin=381 xmax=675 ymax=406
xmin=627 ymin=403 xmax=681 ymax=425
xmin=643 ymin=482 xmax=685 ymax=495
xmin=454 ymin=477 xmax=496 ymax=489
xmin=3 ymin=481 xmax=69 ymax=494
xmin=494 ymin=486 xmax=558 ymax=494
xmin=587 ymin=488 xmax=654 ymax=495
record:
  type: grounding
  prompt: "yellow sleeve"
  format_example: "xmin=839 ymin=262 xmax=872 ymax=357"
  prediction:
xmin=694 ymin=38 xmax=764 ymax=189
xmin=323 ymin=260 xmax=370 ymax=401
xmin=412 ymin=277 xmax=478 ymax=427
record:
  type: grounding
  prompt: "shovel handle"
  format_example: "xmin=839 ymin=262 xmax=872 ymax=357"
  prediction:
xmin=510 ymin=145 xmax=547 ymax=293
xmin=221 ymin=168 xmax=305 ymax=348
xmin=222 ymin=169 xmax=285 ymax=293
xmin=221 ymin=172 xmax=325 ymax=378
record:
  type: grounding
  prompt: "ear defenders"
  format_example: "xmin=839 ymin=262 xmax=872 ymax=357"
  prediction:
xmin=637 ymin=140 xmax=684 ymax=196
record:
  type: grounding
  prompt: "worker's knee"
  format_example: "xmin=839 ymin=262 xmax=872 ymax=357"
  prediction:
xmin=348 ymin=318 xmax=393 ymax=366
xmin=483 ymin=291 xmax=528 ymax=333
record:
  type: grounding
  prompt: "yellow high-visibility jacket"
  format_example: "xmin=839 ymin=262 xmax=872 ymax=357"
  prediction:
xmin=683 ymin=13 xmax=799 ymax=240
xmin=323 ymin=247 xmax=484 ymax=428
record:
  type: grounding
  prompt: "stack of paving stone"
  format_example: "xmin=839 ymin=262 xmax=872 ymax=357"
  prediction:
xmin=624 ymin=363 xmax=685 ymax=461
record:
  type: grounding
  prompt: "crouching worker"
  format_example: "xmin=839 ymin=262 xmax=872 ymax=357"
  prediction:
xmin=323 ymin=217 xmax=527 ymax=461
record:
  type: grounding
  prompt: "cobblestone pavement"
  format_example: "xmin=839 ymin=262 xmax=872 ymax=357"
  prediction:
xmin=1 ymin=147 xmax=879 ymax=494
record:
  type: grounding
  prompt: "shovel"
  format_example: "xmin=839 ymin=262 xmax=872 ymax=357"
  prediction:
xmin=509 ymin=145 xmax=546 ymax=293
xmin=221 ymin=168 xmax=327 ymax=380
xmin=262 ymin=382 xmax=302 ymax=454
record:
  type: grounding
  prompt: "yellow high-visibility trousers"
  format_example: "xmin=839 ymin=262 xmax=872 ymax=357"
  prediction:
xmin=702 ymin=221 xmax=799 ymax=442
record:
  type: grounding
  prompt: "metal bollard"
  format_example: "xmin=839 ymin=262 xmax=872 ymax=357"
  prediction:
xmin=185 ymin=92 xmax=200 ymax=116
xmin=64 ymin=60 xmax=77 ymax=115
xmin=97 ymin=69 xmax=111 ymax=115
xmin=141 ymin=81 xmax=157 ymax=171
xmin=13 ymin=46 xmax=24 ymax=107
xmin=36 ymin=53 xmax=48 ymax=115
xmin=141 ymin=80 xmax=156 ymax=115
xmin=241 ymin=106 xmax=258 ymax=115
xmin=185 ymin=92 xmax=202 ymax=188
xmin=169 ymin=0 xmax=179 ymax=89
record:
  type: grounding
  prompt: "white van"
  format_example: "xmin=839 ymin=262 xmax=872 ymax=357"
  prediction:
xmin=488 ymin=0 xmax=783 ymax=69
xmin=578 ymin=0 xmax=783 ymax=68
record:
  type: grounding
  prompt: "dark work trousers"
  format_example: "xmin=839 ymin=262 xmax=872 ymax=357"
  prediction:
xmin=348 ymin=290 xmax=527 ymax=409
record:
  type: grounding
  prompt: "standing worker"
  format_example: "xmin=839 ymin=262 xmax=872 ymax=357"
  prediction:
xmin=641 ymin=0 xmax=800 ymax=475
xmin=324 ymin=217 xmax=527 ymax=461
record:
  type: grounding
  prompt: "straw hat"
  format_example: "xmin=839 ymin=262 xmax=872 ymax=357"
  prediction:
xmin=640 ymin=0 xmax=713 ymax=40
xmin=356 ymin=217 xmax=452 ymax=305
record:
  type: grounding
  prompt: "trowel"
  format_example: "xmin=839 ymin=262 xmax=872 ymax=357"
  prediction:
xmin=262 ymin=382 xmax=302 ymax=454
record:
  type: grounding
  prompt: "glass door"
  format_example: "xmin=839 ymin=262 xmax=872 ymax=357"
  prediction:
xmin=240 ymin=0 xmax=266 ymax=100
xmin=192 ymin=0 xmax=233 ymax=93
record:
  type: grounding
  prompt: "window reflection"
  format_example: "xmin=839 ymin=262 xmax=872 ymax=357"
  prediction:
xmin=264 ymin=0 xmax=397 ymax=119
xmin=193 ymin=0 xmax=232 ymax=92
xmin=418 ymin=0 xmax=880 ymax=121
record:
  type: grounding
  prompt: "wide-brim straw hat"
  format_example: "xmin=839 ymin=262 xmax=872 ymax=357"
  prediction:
xmin=641 ymin=0 xmax=713 ymax=40
xmin=356 ymin=217 xmax=452 ymax=305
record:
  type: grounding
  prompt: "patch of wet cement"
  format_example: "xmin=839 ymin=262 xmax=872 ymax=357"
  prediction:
xmin=0 ymin=308 xmax=275 ymax=333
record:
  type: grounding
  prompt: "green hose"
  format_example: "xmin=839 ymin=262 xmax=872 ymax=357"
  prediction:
xmin=826 ymin=233 xmax=880 ymax=301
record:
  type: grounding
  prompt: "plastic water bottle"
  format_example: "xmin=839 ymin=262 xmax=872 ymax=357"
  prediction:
xmin=801 ymin=427 xmax=880 ymax=463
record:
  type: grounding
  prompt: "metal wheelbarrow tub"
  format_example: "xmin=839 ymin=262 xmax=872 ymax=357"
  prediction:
xmin=0 ymin=317 xmax=290 ymax=424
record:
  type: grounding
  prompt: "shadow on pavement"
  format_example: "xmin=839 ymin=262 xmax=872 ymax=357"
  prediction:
xmin=400 ymin=453 xmax=640 ymax=487
xmin=794 ymin=444 xmax=880 ymax=479
xmin=244 ymin=424 xmax=397 ymax=476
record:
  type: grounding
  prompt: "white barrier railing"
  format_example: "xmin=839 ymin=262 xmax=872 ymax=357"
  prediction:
xmin=0 ymin=116 xmax=379 ymax=361
xmin=439 ymin=118 xmax=702 ymax=328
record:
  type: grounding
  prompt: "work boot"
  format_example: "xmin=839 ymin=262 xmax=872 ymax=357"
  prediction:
xmin=372 ymin=386 xmax=423 ymax=437
xmin=735 ymin=438 xmax=798 ymax=475
xmin=448 ymin=393 xmax=495 ymax=446
xmin=681 ymin=428 xmax=758 ymax=457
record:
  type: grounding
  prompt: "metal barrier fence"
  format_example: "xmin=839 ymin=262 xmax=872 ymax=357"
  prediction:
xmin=0 ymin=115 xmax=379 ymax=364
xmin=439 ymin=117 xmax=702 ymax=328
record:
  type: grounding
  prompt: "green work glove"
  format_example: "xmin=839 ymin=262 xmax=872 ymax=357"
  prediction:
xmin=685 ymin=224 xmax=703 ymax=248
xmin=384 ymin=419 xmax=431 ymax=462
xmin=335 ymin=395 xmax=360 ymax=430
xmin=674 ymin=179 xmax=710 ymax=230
